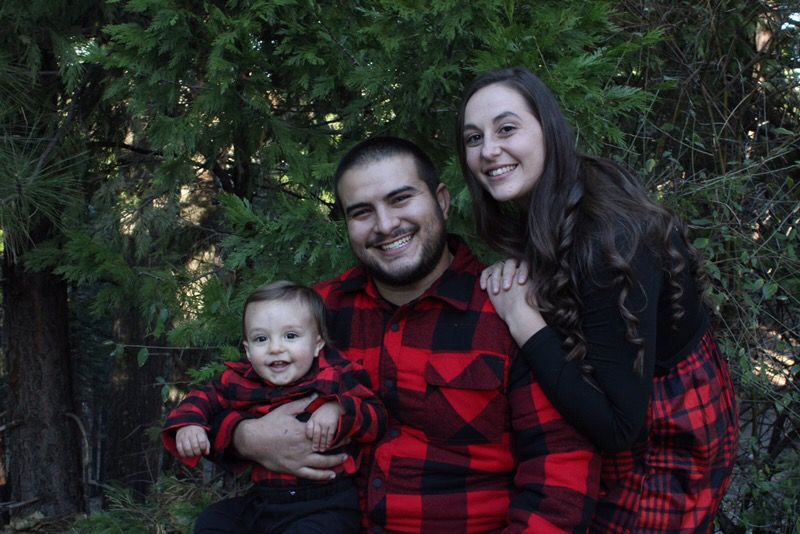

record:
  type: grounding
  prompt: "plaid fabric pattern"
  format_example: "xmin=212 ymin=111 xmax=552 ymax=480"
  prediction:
xmin=315 ymin=236 xmax=599 ymax=533
xmin=590 ymin=329 xmax=739 ymax=533
xmin=162 ymin=346 xmax=386 ymax=486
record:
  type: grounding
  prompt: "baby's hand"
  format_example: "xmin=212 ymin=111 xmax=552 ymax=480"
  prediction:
xmin=175 ymin=425 xmax=210 ymax=458
xmin=306 ymin=401 xmax=343 ymax=452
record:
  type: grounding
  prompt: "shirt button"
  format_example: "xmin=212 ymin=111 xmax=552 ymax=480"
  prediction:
xmin=384 ymin=379 xmax=394 ymax=389
xmin=390 ymin=323 xmax=399 ymax=332
xmin=372 ymin=478 xmax=383 ymax=488
xmin=389 ymin=429 xmax=399 ymax=438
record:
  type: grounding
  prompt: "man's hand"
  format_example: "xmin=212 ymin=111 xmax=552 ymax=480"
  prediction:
xmin=306 ymin=401 xmax=344 ymax=452
xmin=175 ymin=425 xmax=210 ymax=458
xmin=232 ymin=395 xmax=347 ymax=481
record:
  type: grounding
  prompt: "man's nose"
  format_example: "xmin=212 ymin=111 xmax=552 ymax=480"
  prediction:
xmin=374 ymin=207 xmax=400 ymax=234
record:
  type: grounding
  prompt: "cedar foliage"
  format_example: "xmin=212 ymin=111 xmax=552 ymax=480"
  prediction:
xmin=0 ymin=0 xmax=797 ymax=532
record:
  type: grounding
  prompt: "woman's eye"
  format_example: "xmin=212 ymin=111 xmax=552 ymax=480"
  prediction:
xmin=465 ymin=133 xmax=482 ymax=147
xmin=499 ymin=125 xmax=516 ymax=135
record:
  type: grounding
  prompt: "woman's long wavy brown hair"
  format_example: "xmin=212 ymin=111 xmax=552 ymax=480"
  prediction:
xmin=456 ymin=67 xmax=704 ymax=374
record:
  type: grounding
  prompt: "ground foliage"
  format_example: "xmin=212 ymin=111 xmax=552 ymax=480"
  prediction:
xmin=0 ymin=0 xmax=797 ymax=532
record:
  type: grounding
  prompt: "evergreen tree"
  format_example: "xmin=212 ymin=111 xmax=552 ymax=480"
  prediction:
xmin=1 ymin=0 xmax=796 ymax=530
xmin=0 ymin=0 xmax=110 ymax=523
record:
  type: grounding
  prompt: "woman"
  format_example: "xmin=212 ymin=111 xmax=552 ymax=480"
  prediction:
xmin=456 ymin=66 xmax=738 ymax=533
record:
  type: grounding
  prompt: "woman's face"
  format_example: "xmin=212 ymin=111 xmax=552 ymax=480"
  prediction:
xmin=462 ymin=82 xmax=546 ymax=203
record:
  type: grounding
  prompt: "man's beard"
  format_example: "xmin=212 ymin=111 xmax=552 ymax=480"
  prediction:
xmin=357 ymin=217 xmax=448 ymax=288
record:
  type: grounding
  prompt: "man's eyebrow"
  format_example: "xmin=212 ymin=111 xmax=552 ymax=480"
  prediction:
xmin=343 ymin=185 xmax=419 ymax=217
xmin=463 ymin=110 xmax=523 ymax=131
xmin=384 ymin=185 xmax=418 ymax=199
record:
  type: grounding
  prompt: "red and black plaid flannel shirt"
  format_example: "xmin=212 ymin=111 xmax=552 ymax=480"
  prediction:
xmin=162 ymin=346 xmax=386 ymax=486
xmin=314 ymin=236 xmax=600 ymax=533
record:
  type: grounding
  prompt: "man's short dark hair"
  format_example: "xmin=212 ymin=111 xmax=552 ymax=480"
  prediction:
xmin=333 ymin=136 xmax=440 ymax=215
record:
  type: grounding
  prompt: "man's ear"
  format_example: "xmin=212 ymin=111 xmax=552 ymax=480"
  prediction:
xmin=435 ymin=183 xmax=451 ymax=220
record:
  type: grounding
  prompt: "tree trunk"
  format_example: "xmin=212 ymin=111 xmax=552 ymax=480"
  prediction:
xmin=2 ymin=233 xmax=83 ymax=523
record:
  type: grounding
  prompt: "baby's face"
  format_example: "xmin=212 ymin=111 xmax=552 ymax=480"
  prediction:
xmin=242 ymin=299 xmax=324 ymax=386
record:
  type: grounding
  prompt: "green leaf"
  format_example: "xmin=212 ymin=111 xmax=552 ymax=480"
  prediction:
xmin=693 ymin=237 xmax=709 ymax=249
xmin=137 ymin=347 xmax=150 ymax=367
xmin=762 ymin=282 xmax=778 ymax=299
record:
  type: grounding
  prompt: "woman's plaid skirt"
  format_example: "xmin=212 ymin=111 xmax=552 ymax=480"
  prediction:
xmin=590 ymin=328 xmax=739 ymax=533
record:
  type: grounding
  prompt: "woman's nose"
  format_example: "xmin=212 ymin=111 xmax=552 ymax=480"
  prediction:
xmin=481 ymin=136 xmax=501 ymax=159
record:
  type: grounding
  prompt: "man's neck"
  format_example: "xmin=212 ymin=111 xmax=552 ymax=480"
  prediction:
xmin=375 ymin=249 xmax=454 ymax=307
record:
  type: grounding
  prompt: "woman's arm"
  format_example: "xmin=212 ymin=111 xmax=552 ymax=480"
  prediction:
xmin=487 ymin=249 xmax=662 ymax=452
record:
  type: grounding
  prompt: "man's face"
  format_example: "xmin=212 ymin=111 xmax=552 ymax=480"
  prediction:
xmin=337 ymin=154 xmax=451 ymax=296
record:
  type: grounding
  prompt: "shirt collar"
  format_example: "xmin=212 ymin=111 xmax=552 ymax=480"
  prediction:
xmin=338 ymin=234 xmax=478 ymax=311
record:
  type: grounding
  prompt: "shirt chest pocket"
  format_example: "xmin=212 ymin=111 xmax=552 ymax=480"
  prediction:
xmin=421 ymin=353 xmax=509 ymax=445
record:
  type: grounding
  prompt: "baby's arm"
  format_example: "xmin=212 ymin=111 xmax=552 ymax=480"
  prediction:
xmin=175 ymin=425 xmax=210 ymax=458
xmin=305 ymin=401 xmax=343 ymax=452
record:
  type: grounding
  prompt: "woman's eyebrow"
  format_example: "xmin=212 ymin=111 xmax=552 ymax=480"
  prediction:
xmin=463 ymin=110 xmax=522 ymax=131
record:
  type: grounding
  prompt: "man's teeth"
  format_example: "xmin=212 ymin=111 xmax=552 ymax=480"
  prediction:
xmin=381 ymin=235 xmax=411 ymax=251
xmin=488 ymin=165 xmax=516 ymax=177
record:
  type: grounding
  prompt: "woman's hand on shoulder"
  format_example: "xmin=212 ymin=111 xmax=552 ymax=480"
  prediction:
xmin=481 ymin=259 xmax=548 ymax=345
xmin=481 ymin=258 xmax=529 ymax=294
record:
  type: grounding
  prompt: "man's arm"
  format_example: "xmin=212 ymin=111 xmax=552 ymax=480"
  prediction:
xmin=504 ymin=355 xmax=601 ymax=533
xmin=208 ymin=396 xmax=347 ymax=480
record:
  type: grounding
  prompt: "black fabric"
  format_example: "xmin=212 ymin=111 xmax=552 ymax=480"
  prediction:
xmin=520 ymin=236 xmax=708 ymax=453
xmin=194 ymin=478 xmax=360 ymax=534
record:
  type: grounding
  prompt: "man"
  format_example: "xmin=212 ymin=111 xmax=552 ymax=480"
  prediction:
xmin=211 ymin=137 xmax=600 ymax=532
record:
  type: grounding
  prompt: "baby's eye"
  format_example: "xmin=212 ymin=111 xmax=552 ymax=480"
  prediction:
xmin=254 ymin=335 xmax=267 ymax=343
xmin=285 ymin=332 xmax=299 ymax=340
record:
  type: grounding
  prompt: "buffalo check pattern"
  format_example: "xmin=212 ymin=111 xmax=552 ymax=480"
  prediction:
xmin=590 ymin=329 xmax=739 ymax=533
xmin=162 ymin=346 xmax=387 ymax=487
xmin=314 ymin=236 xmax=600 ymax=533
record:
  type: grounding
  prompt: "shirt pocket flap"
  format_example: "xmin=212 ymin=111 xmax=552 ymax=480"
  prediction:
xmin=425 ymin=353 xmax=506 ymax=390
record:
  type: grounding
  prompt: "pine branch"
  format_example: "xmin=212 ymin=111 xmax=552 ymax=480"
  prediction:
xmin=32 ymin=83 xmax=84 ymax=178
